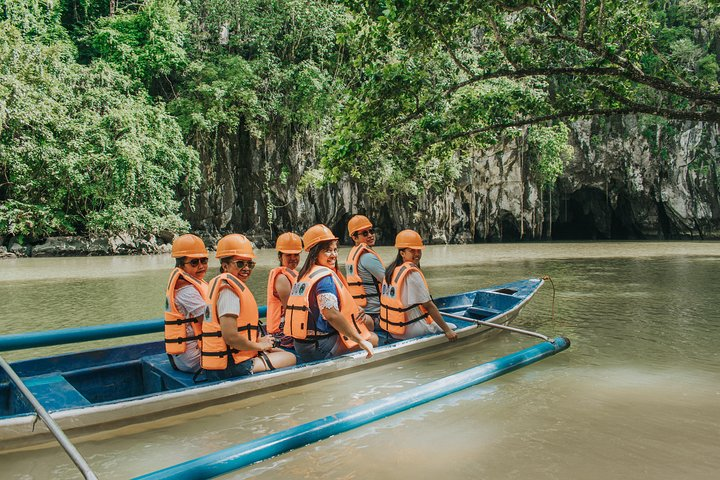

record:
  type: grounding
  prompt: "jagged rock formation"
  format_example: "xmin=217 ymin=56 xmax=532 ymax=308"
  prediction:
xmin=186 ymin=116 xmax=720 ymax=245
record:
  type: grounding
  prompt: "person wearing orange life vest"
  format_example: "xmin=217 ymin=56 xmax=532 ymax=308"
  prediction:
xmin=165 ymin=234 xmax=210 ymax=373
xmin=345 ymin=215 xmax=385 ymax=328
xmin=265 ymin=232 xmax=302 ymax=348
xmin=284 ymin=224 xmax=378 ymax=362
xmin=202 ymin=234 xmax=296 ymax=381
xmin=379 ymin=230 xmax=458 ymax=341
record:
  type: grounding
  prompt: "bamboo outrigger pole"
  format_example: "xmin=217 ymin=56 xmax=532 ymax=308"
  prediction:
xmin=134 ymin=337 xmax=570 ymax=480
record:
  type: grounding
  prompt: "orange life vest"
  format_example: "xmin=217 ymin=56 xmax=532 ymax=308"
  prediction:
xmin=345 ymin=244 xmax=384 ymax=308
xmin=284 ymin=265 xmax=371 ymax=348
xmin=164 ymin=268 xmax=209 ymax=355
xmin=201 ymin=273 xmax=260 ymax=370
xmin=379 ymin=262 xmax=432 ymax=335
xmin=265 ymin=266 xmax=298 ymax=334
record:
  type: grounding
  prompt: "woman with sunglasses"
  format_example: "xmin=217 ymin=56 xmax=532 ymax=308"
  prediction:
xmin=202 ymin=234 xmax=296 ymax=381
xmin=266 ymin=232 xmax=302 ymax=348
xmin=379 ymin=230 xmax=458 ymax=342
xmin=284 ymin=224 xmax=378 ymax=362
xmin=345 ymin=215 xmax=385 ymax=328
xmin=165 ymin=234 xmax=210 ymax=373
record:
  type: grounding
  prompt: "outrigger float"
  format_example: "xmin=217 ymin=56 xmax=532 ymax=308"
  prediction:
xmin=1 ymin=278 xmax=568 ymax=475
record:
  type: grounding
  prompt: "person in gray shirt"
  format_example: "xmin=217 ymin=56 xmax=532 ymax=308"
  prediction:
xmin=345 ymin=215 xmax=385 ymax=328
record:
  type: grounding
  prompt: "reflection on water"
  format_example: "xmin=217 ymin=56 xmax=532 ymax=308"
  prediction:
xmin=1 ymin=241 xmax=719 ymax=479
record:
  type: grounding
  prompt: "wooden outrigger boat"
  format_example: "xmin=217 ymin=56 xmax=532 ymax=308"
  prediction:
xmin=0 ymin=278 xmax=545 ymax=450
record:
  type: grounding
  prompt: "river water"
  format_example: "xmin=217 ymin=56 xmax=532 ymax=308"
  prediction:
xmin=0 ymin=242 xmax=718 ymax=479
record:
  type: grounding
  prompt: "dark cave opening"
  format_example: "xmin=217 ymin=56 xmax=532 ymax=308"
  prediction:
xmin=552 ymin=188 xmax=644 ymax=240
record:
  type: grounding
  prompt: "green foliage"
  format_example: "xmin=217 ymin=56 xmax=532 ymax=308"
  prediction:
xmin=0 ymin=21 xmax=199 ymax=238
xmin=314 ymin=0 xmax=720 ymax=194
xmin=170 ymin=0 xmax=347 ymax=143
xmin=85 ymin=0 xmax=188 ymax=88
xmin=527 ymin=124 xmax=573 ymax=187
xmin=0 ymin=0 xmax=68 ymax=40
xmin=4 ymin=0 xmax=719 ymax=240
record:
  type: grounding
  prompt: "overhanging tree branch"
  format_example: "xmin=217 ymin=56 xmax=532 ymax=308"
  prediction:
xmin=392 ymin=64 xmax=720 ymax=132
xmin=421 ymin=106 xmax=720 ymax=153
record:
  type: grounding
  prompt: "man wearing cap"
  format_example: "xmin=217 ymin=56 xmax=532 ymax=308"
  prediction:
xmin=345 ymin=215 xmax=385 ymax=329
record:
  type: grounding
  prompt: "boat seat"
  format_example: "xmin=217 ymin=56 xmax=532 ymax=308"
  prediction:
xmin=465 ymin=306 xmax=501 ymax=320
xmin=19 ymin=374 xmax=91 ymax=413
xmin=141 ymin=354 xmax=197 ymax=391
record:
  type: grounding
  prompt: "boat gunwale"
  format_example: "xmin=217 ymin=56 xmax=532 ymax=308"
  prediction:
xmin=0 ymin=279 xmax=543 ymax=446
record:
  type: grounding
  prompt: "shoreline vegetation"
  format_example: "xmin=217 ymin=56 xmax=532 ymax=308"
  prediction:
xmin=2 ymin=2 xmax=719 ymax=251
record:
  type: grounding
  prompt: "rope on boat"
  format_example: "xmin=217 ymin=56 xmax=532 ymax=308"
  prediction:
xmin=541 ymin=275 xmax=557 ymax=322
xmin=0 ymin=355 xmax=98 ymax=480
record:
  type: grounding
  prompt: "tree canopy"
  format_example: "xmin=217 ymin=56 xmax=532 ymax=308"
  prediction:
xmin=0 ymin=2 xmax=199 ymax=239
xmin=317 ymin=0 xmax=720 ymax=195
xmin=1 ymin=0 xmax=717 ymax=239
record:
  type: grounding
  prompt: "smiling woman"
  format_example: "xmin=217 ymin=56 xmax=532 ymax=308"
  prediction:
xmin=164 ymin=234 xmax=210 ymax=373
xmin=285 ymin=224 xmax=377 ymax=362
xmin=380 ymin=230 xmax=457 ymax=342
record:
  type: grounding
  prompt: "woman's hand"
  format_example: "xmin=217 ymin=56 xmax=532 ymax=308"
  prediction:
xmin=444 ymin=329 xmax=458 ymax=342
xmin=359 ymin=339 xmax=374 ymax=358
xmin=257 ymin=335 xmax=275 ymax=352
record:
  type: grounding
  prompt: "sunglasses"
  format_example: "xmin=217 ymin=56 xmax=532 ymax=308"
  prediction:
xmin=356 ymin=228 xmax=375 ymax=237
xmin=232 ymin=260 xmax=256 ymax=270
xmin=184 ymin=258 xmax=209 ymax=267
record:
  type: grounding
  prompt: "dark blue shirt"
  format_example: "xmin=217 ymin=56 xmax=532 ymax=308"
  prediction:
xmin=308 ymin=275 xmax=338 ymax=333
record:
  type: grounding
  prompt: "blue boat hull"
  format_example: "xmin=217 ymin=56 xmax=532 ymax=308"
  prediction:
xmin=0 ymin=278 xmax=543 ymax=448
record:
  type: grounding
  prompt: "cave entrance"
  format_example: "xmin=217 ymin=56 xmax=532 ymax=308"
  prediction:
xmin=552 ymin=188 xmax=609 ymax=240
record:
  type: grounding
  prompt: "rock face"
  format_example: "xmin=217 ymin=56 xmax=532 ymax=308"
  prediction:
xmin=186 ymin=116 xmax=720 ymax=243
xmin=558 ymin=117 xmax=720 ymax=239
xmin=29 ymin=234 xmax=174 ymax=257
xmin=4 ymin=115 xmax=715 ymax=258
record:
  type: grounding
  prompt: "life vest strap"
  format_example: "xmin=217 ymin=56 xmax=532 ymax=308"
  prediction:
xmin=379 ymin=302 xmax=416 ymax=313
xmin=164 ymin=316 xmax=201 ymax=326
xmin=201 ymin=346 xmax=249 ymax=357
xmin=407 ymin=311 xmax=430 ymax=324
xmin=164 ymin=334 xmax=201 ymax=344
xmin=286 ymin=304 xmax=308 ymax=312
xmin=202 ymin=326 xmax=259 ymax=338
xmin=237 ymin=324 xmax=260 ymax=331
xmin=201 ymin=350 xmax=230 ymax=357
xmin=380 ymin=308 xmax=429 ymax=327
xmin=353 ymin=292 xmax=379 ymax=300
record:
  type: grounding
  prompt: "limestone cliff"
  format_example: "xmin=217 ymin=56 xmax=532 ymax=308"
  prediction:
xmin=185 ymin=116 xmax=720 ymax=244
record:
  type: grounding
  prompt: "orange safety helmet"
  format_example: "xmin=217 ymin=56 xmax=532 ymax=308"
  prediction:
xmin=275 ymin=232 xmax=302 ymax=254
xmin=171 ymin=234 xmax=209 ymax=258
xmin=215 ymin=234 xmax=255 ymax=259
xmin=302 ymin=224 xmax=338 ymax=251
xmin=348 ymin=215 xmax=373 ymax=236
xmin=394 ymin=229 xmax=425 ymax=249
